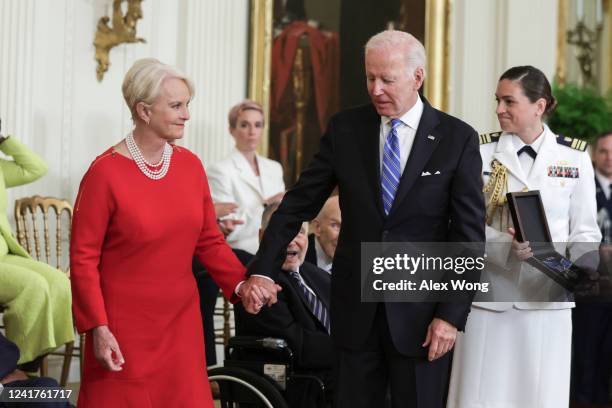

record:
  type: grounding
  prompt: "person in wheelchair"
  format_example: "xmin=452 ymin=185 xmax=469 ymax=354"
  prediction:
xmin=234 ymin=201 xmax=334 ymax=407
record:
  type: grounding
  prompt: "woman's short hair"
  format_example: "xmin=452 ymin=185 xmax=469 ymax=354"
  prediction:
xmin=228 ymin=99 xmax=265 ymax=129
xmin=122 ymin=58 xmax=195 ymax=121
xmin=499 ymin=65 xmax=557 ymax=117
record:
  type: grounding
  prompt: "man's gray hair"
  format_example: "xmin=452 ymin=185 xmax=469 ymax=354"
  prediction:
xmin=365 ymin=30 xmax=427 ymax=80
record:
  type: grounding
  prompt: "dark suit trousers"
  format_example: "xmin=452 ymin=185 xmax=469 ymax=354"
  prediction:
xmin=334 ymin=304 xmax=450 ymax=408
xmin=571 ymin=303 xmax=612 ymax=404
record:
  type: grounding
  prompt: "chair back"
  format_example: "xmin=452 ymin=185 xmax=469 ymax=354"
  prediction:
xmin=14 ymin=195 xmax=73 ymax=272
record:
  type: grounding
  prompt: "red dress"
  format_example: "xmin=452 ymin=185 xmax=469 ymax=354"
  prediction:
xmin=70 ymin=146 xmax=246 ymax=407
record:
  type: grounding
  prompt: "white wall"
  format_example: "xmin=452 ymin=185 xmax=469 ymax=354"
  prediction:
xmin=449 ymin=0 xmax=559 ymax=134
xmin=0 ymin=0 xmax=249 ymax=209
xmin=1 ymin=0 xmax=250 ymax=383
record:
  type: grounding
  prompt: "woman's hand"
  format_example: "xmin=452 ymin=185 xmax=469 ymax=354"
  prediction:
xmin=239 ymin=276 xmax=282 ymax=314
xmin=218 ymin=219 xmax=245 ymax=237
xmin=508 ymin=227 xmax=533 ymax=260
xmin=214 ymin=202 xmax=239 ymax=219
xmin=92 ymin=325 xmax=125 ymax=371
xmin=264 ymin=192 xmax=285 ymax=207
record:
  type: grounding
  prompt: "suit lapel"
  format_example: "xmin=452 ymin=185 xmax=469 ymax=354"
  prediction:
xmin=526 ymin=130 xmax=557 ymax=188
xmin=286 ymin=270 xmax=320 ymax=316
xmin=360 ymin=106 xmax=385 ymax=217
xmin=388 ymin=101 xmax=441 ymax=217
xmin=258 ymin=157 xmax=276 ymax=198
xmin=301 ymin=265 xmax=330 ymax=309
xmin=492 ymin=135 xmax=529 ymax=188
xmin=595 ymin=176 xmax=606 ymax=210
xmin=231 ymin=150 xmax=263 ymax=199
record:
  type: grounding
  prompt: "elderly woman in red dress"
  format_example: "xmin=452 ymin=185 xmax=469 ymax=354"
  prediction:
xmin=70 ymin=58 xmax=280 ymax=407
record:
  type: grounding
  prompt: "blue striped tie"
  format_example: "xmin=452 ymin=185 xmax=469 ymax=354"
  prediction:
xmin=381 ymin=119 xmax=402 ymax=215
xmin=289 ymin=271 xmax=330 ymax=334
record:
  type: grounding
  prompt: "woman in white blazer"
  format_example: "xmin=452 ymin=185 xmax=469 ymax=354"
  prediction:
xmin=207 ymin=100 xmax=285 ymax=255
xmin=447 ymin=66 xmax=601 ymax=408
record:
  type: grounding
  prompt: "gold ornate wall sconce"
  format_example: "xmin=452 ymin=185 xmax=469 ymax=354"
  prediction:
xmin=566 ymin=0 xmax=605 ymax=84
xmin=94 ymin=0 xmax=146 ymax=82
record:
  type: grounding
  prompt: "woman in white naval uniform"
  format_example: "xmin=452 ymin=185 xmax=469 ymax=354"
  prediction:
xmin=447 ymin=66 xmax=601 ymax=408
xmin=207 ymin=100 xmax=285 ymax=255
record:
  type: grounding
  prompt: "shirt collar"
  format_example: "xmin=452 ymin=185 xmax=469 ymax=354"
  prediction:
xmin=511 ymin=125 xmax=546 ymax=154
xmin=595 ymin=170 xmax=612 ymax=189
xmin=381 ymin=94 xmax=424 ymax=130
xmin=314 ymin=238 xmax=333 ymax=273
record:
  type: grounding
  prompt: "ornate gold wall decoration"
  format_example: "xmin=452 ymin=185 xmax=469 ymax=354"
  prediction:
xmin=94 ymin=0 xmax=146 ymax=82
xmin=557 ymin=0 xmax=609 ymax=87
xmin=248 ymin=0 xmax=273 ymax=157
xmin=424 ymin=0 xmax=451 ymax=112
xmin=248 ymin=0 xmax=450 ymax=157
xmin=556 ymin=0 xmax=568 ymax=85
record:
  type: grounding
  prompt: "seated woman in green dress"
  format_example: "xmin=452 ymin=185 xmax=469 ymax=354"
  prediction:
xmin=0 ymin=130 xmax=74 ymax=367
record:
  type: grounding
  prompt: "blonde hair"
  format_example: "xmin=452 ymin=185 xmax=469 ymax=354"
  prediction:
xmin=122 ymin=58 xmax=195 ymax=121
xmin=228 ymin=99 xmax=264 ymax=129
xmin=365 ymin=30 xmax=427 ymax=80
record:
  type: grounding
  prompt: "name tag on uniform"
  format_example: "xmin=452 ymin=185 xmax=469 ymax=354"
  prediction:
xmin=547 ymin=165 xmax=579 ymax=178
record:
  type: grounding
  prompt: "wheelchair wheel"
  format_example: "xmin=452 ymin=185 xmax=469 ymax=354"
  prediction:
xmin=208 ymin=366 xmax=289 ymax=408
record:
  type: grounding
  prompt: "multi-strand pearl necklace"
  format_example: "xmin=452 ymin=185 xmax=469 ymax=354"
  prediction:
xmin=125 ymin=132 xmax=173 ymax=180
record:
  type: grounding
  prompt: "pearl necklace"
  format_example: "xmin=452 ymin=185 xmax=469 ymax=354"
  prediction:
xmin=125 ymin=132 xmax=173 ymax=180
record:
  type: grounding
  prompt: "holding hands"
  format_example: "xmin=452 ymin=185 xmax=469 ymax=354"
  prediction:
xmin=238 ymin=275 xmax=282 ymax=314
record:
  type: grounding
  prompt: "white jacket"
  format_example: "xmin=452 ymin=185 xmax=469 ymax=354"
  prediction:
xmin=206 ymin=148 xmax=285 ymax=254
xmin=475 ymin=125 xmax=601 ymax=311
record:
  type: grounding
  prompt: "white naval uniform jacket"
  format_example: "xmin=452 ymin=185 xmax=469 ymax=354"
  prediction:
xmin=475 ymin=125 xmax=601 ymax=311
xmin=206 ymin=147 xmax=285 ymax=254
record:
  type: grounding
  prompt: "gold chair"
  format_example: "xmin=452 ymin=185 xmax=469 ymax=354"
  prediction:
xmin=214 ymin=294 xmax=233 ymax=346
xmin=14 ymin=195 xmax=83 ymax=386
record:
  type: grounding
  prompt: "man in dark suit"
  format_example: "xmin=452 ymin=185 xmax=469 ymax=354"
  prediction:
xmin=236 ymin=202 xmax=333 ymax=407
xmin=571 ymin=130 xmax=612 ymax=407
xmin=306 ymin=195 xmax=341 ymax=273
xmin=248 ymin=30 xmax=485 ymax=407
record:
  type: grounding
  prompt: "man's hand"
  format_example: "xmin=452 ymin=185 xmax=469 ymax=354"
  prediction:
xmin=422 ymin=318 xmax=457 ymax=361
xmin=239 ymin=276 xmax=282 ymax=314
xmin=1 ymin=369 xmax=28 ymax=384
xmin=508 ymin=227 xmax=532 ymax=261
xmin=92 ymin=325 xmax=124 ymax=371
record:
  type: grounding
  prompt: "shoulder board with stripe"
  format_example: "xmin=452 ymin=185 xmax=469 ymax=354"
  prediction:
xmin=479 ymin=131 xmax=502 ymax=145
xmin=556 ymin=135 xmax=588 ymax=151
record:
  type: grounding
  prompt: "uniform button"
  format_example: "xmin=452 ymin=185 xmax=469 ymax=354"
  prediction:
xmin=382 ymin=230 xmax=389 ymax=241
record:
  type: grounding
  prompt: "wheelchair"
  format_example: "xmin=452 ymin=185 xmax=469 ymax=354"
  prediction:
xmin=208 ymin=336 xmax=330 ymax=407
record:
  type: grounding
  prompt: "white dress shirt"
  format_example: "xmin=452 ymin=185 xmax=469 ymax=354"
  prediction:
xmin=314 ymin=238 xmax=333 ymax=274
xmin=379 ymin=94 xmax=424 ymax=175
xmin=595 ymin=170 xmax=612 ymax=199
xmin=512 ymin=129 xmax=545 ymax=176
